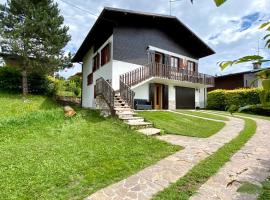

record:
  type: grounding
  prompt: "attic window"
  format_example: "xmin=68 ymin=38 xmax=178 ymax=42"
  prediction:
xmin=101 ymin=43 xmax=111 ymax=66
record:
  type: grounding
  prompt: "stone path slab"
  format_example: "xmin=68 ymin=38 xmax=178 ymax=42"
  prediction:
xmin=190 ymin=116 xmax=270 ymax=200
xmin=86 ymin=116 xmax=244 ymax=200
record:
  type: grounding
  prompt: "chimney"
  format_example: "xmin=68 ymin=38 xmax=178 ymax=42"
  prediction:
xmin=252 ymin=62 xmax=261 ymax=70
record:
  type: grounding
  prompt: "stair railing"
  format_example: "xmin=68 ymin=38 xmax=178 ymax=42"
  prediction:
xmin=95 ymin=77 xmax=115 ymax=115
xmin=119 ymin=78 xmax=135 ymax=109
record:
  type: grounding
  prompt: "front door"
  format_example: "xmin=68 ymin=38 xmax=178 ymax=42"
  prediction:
xmin=154 ymin=84 xmax=163 ymax=109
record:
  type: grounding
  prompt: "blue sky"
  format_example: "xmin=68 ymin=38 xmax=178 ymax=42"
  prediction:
xmin=1 ymin=0 xmax=269 ymax=78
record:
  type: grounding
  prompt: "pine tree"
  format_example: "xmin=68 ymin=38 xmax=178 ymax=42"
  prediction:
xmin=0 ymin=0 xmax=71 ymax=96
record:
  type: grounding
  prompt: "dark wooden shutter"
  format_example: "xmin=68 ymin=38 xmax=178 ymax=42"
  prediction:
xmin=162 ymin=84 xmax=168 ymax=109
xmin=179 ymin=58 xmax=184 ymax=69
xmin=194 ymin=62 xmax=198 ymax=72
xmin=148 ymin=50 xmax=155 ymax=64
xmin=96 ymin=53 xmax=100 ymax=70
xmin=149 ymin=83 xmax=155 ymax=109
xmin=164 ymin=54 xmax=170 ymax=66
xmin=107 ymin=42 xmax=111 ymax=62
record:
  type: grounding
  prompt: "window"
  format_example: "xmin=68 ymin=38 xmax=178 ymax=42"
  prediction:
xmin=101 ymin=43 xmax=111 ymax=66
xmin=170 ymin=56 xmax=179 ymax=68
xmin=92 ymin=53 xmax=100 ymax=72
xmin=187 ymin=61 xmax=195 ymax=71
xmin=87 ymin=73 xmax=93 ymax=85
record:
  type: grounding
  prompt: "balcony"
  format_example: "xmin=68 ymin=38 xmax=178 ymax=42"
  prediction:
xmin=120 ymin=63 xmax=215 ymax=87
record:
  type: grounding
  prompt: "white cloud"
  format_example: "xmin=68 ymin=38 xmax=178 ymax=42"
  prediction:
xmin=1 ymin=0 xmax=270 ymax=78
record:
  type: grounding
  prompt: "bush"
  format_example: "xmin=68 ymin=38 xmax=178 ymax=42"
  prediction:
xmin=239 ymin=104 xmax=270 ymax=116
xmin=207 ymin=88 xmax=263 ymax=110
xmin=0 ymin=67 xmax=54 ymax=95
xmin=226 ymin=104 xmax=239 ymax=115
xmin=207 ymin=89 xmax=227 ymax=110
xmin=0 ymin=67 xmax=21 ymax=92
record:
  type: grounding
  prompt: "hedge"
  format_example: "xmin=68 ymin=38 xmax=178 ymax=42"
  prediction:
xmin=207 ymin=88 xmax=263 ymax=110
xmin=0 ymin=67 xmax=52 ymax=94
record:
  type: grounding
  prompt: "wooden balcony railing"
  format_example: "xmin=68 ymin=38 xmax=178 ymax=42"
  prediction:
xmin=119 ymin=63 xmax=215 ymax=87
xmin=119 ymin=79 xmax=135 ymax=109
xmin=95 ymin=77 xmax=115 ymax=115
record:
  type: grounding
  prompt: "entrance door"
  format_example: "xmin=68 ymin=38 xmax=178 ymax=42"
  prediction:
xmin=154 ymin=84 xmax=162 ymax=109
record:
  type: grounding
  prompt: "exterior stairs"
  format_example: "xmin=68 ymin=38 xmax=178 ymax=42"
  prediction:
xmin=114 ymin=93 xmax=161 ymax=136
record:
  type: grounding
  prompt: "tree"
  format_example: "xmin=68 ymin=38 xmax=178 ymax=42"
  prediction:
xmin=191 ymin=0 xmax=227 ymax=7
xmin=0 ymin=0 xmax=71 ymax=96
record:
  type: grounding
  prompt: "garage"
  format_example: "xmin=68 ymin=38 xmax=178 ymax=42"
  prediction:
xmin=175 ymin=86 xmax=195 ymax=109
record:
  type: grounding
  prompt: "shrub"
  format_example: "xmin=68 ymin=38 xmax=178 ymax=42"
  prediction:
xmin=0 ymin=67 xmax=54 ymax=95
xmin=207 ymin=89 xmax=227 ymax=110
xmin=0 ymin=67 xmax=21 ymax=92
xmin=226 ymin=104 xmax=239 ymax=115
xmin=239 ymin=104 xmax=270 ymax=116
xmin=207 ymin=88 xmax=263 ymax=110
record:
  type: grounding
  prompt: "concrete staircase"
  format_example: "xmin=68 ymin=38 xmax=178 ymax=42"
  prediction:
xmin=114 ymin=93 xmax=161 ymax=136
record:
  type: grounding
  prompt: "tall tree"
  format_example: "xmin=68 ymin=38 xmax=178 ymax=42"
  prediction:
xmin=190 ymin=0 xmax=227 ymax=7
xmin=0 ymin=0 xmax=71 ymax=96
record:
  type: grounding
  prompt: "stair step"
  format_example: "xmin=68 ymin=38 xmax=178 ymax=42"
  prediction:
xmin=126 ymin=121 xmax=153 ymax=129
xmin=121 ymin=117 xmax=144 ymax=123
xmin=114 ymin=103 xmax=129 ymax=107
xmin=137 ymin=128 xmax=161 ymax=136
xmin=116 ymin=111 xmax=137 ymax=116
xmin=119 ymin=116 xmax=142 ymax=120
xmin=115 ymin=108 xmax=133 ymax=112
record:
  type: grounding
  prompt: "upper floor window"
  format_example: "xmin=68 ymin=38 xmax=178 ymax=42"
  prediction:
xmin=93 ymin=53 xmax=100 ymax=72
xmin=187 ymin=61 xmax=195 ymax=71
xmin=101 ymin=43 xmax=111 ymax=66
xmin=170 ymin=56 xmax=179 ymax=68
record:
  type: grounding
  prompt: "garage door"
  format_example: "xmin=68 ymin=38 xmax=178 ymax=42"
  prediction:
xmin=175 ymin=86 xmax=195 ymax=109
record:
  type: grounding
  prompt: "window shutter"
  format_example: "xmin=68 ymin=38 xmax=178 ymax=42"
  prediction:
xmin=107 ymin=43 xmax=111 ymax=61
xmin=162 ymin=85 xmax=168 ymax=109
xmin=97 ymin=53 xmax=100 ymax=70
xmin=179 ymin=58 xmax=183 ymax=69
xmin=194 ymin=62 xmax=198 ymax=72
xmin=149 ymin=83 xmax=155 ymax=109
xmin=87 ymin=73 xmax=93 ymax=85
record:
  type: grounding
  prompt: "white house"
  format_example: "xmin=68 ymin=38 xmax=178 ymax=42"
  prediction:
xmin=72 ymin=7 xmax=215 ymax=111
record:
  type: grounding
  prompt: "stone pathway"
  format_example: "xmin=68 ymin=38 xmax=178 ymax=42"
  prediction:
xmin=86 ymin=115 xmax=244 ymax=200
xmin=190 ymin=115 xmax=270 ymax=200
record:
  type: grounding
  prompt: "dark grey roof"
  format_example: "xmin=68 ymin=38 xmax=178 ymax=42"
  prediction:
xmin=72 ymin=7 xmax=215 ymax=62
xmin=216 ymin=67 xmax=270 ymax=78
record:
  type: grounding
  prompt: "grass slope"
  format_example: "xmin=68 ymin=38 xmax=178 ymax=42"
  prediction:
xmin=138 ymin=111 xmax=225 ymax=138
xmin=153 ymin=118 xmax=256 ymax=200
xmin=177 ymin=110 xmax=229 ymax=121
xmin=0 ymin=93 xmax=179 ymax=199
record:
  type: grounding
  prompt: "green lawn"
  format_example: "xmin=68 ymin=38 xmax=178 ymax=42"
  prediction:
xmin=177 ymin=110 xmax=229 ymax=121
xmin=138 ymin=111 xmax=225 ymax=138
xmin=259 ymin=177 xmax=270 ymax=200
xmin=153 ymin=118 xmax=257 ymax=200
xmin=0 ymin=92 xmax=179 ymax=199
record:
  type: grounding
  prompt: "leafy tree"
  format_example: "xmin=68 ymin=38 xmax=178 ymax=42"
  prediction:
xmin=0 ymin=0 xmax=71 ymax=96
xmin=191 ymin=0 xmax=227 ymax=7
